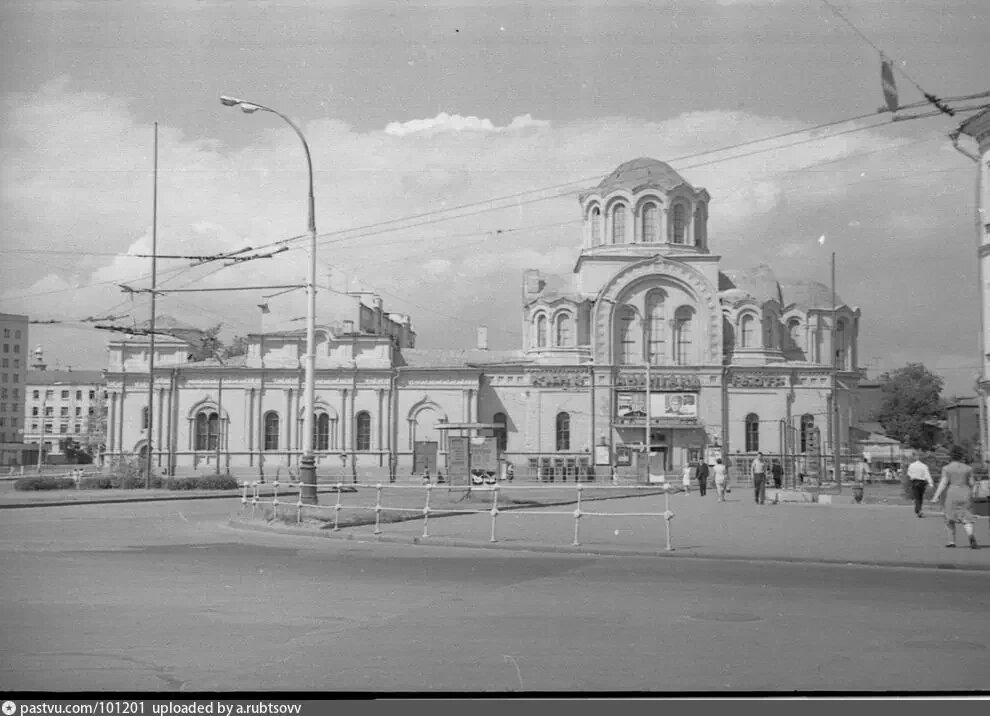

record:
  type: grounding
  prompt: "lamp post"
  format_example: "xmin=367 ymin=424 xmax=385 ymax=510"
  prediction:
xmin=221 ymin=95 xmax=318 ymax=505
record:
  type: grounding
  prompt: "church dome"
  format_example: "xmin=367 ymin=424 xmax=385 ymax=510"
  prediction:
xmin=779 ymin=280 xmax=843 ymax=310
xmin=595 ymin=157 xmax=690 ymax=195
xmin=719 ymin=265 xmax=782 ymax=305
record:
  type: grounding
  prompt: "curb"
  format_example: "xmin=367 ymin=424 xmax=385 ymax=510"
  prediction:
xmin=225 ymin=517 xmax=990 ymax=573
xmin=0 ymin=487 xmax=344 ymax=510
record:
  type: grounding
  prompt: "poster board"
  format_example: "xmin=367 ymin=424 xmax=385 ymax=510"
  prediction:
xmin=446 ymin=436 xmax=469 ymax=483
xmin=594 ymin=445 xmax=611 ymax=466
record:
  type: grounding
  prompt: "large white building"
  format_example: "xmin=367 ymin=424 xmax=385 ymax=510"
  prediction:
xmin=104 ymin=158 xmax=861 ymax=481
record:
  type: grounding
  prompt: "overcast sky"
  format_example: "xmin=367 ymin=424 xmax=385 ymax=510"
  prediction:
xmin=1 ymin=0 xmax=988 ymax=395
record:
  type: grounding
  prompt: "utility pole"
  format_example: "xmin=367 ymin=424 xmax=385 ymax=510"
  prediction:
xmin=145 ymin=122 xmax=158 ymax=488
xmin=831 ymin=251 xmax=841 ymax=493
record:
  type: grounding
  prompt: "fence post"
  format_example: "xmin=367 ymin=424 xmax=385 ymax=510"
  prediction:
xmin=333 ymin=482 xmax=344 ymax=531
xmin=422 ymin=483 xmax=432 ymax=539
xmin=662 ymin=483 xmax=675 ymax=552
xmin=271 ymin=477 xmax=279 ymax=520
xmin=489 ymin=484 xmax=500 ymax=543
xmin=251 ymin=481 xmax=259 ymax=518
xmin=573 ymin=483 xmax=583 ymax=546
xmin=373 ymin=483 xmax=383 ymax=535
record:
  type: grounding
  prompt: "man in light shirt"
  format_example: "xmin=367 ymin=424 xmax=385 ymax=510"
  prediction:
xmin=906 ymin=454 xmax=935 ymax=518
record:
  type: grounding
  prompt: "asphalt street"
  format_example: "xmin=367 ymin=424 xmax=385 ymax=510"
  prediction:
xmin=1 ymin=498 xmax=988 ymax=693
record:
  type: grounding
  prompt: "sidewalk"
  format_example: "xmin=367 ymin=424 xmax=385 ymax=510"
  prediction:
xmin=231 ymin=488 xmax=990 ymax=572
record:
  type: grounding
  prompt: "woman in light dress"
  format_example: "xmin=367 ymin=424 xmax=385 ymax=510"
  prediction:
xmin=682 ymin=463 xmax=692 ymax=494
xmin=713 ymin=458 xmax=729 ymax=502
xmin=932 ymin=445 xmax=980 ymax=549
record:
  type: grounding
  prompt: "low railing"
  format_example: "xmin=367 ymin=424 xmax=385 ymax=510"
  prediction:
xmin=241 ymin=479 xmax=678 ymax=552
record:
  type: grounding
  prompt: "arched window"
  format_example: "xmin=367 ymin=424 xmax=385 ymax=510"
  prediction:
xmin=740 ymin=314 xmax=756 ymax=348
xmin=646 ymin=290 xmax=666 ymax=365
xmin=641 ymin=202 xmax=659 ymax=243
xmin=673 ymin=306 xmax=695 ymax=365
xmin=555 ymin=313 xmax=572 ymax=347
xmin=355 ymin=411 xmax=371 ymax=451
xmin=263 ymin=411 xmax=279 ymax=451
xmin=835 ymin=319 xmax=848 ymax=370
xmin=619 ymin=305 xmax=638 ymax=365
xmin=556 ymin=412 xmax=570 ymax=451
xmin=672 ymin=203 xmax=686 ymax=244
xmin=788 ymin=319 xmax=802 ymax=351
xmin=800 ymin=414 xmax=815 ymax=453
xmin=745 ymin=413 xmax=760 ymax=452
xmin=195 ymin=411 xmax=219 ymax=451
xmin=493 ymin=412 xmax=507 ymax=452
xmin=694 ymin=205 xmax=706 ymax=247
xmin=612 ymin=204 xmax=626 ymax=244
xmin=536 ymin=314 xmax=548 ymax=349
xmin=590 ymin=207 xmax=602 ymax=245
xmin=314 ymin=413 xmax=330 ymax=451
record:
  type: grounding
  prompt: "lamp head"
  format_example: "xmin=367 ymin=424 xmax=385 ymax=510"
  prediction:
xmin=220 ymin=95 xmax=263 ymax=113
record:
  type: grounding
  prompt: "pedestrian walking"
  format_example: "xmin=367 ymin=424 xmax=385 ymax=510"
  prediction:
xmin=854 ymin=456 xmax=870 ymax=484
xmin=696 ymin=460 xmax=710 ymax=497
xmin=681 ymin=463 xmax=692 ymax=494
xmin=713 ymin=458 xmax=728 ymax=502
xmin=771 ymin=460 xmax=783 ymax=490
xmin=932 ymin=445 xmax=980 ymax=549
xmin=907 ymin=454 xmax=935 ymax=518
xmin=751 ymin=452 xmax=767 ymax=504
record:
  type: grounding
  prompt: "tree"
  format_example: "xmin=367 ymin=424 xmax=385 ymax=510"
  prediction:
xmin=221 ymin=335 xmax=249 ymax=358
xmin=877 ymin=363 xmax=944 ymax=450
xmin=59 ymin=438 xmax=93 ymax=465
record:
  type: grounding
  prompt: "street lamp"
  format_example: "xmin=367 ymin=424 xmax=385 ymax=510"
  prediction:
xmin=221 ymin=95 xmax=318 ymax=505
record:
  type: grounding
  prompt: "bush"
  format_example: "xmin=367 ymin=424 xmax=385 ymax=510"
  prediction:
xmin=14 ymin=476 xmax=77 ymax=491
xmin=164 ymin=475 xmax=239 ymax=491
xmin=79 ymin=475 xmax=113 ymax=490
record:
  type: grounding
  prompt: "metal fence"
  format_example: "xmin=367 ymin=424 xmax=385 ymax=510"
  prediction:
xmin=241 ymin=479 xmax=679 ymax=552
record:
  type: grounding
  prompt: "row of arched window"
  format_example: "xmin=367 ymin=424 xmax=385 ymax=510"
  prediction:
xmin=192 ymin=410 xmax=368 ymax=452
xmin=617 ymin=297 xmax=695 ymax=366
xmin=743 ymin=413 xmax=818 ymax=453
xmin=534 ymin=312 xmax=573 ymax=349
xmin=588 ymin=200 xmax=702 ymax=246
xmin=732 ymin=313 xmax=852 ymax=368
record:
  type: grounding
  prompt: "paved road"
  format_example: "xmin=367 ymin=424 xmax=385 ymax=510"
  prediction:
xmin=1 ymin=498 xmax=988 ymax=693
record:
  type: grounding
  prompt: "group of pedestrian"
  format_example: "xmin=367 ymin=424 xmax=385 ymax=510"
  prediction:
xmin=684 ymin=452 xmax=782 ymax=504
xmin=906 ymin=447 xmax=980 ymax=549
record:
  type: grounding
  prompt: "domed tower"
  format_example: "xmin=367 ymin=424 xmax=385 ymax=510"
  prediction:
xmin=579 ymin=158 xmax=710 ymax=254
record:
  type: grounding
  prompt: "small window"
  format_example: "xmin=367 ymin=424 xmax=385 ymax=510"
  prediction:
xmin=612 ymin=204 xmax=627 ymax=244
xmin=262 ymin=412 xmax=279 ymax=451
xmin=33 ymin=390 xmax=39 ymax=400
xmin=61 ymin=390 xmax=69 ymax=400
xmin=536 ymin=314 xmax=548 ymax=349
xmin=356 ymin=412 xmax=371 ymax=451
xmin=590 ymin=207 xmax=602 ymax=245
xmin=555 ymin=313 xmax=572 ymax=347
xmin=740 ymin=315 xmax=756 ymax=348
xmin=60 ymin=407 xmax=68 ymax=417
xmin=641 ymin=202 xmax=659 ymax=243
xmin=556 ymin=412 xmax=571 ymax=451
xmin=800 ymin=414 xmax=815 ymax=453
xmin=314 ymin=413 xmax=330 ymax=451
xmin=198 ymin=411 xmax=221 ymax=451
xmin=672 ymin=204 xmax=686 ymax=244
xmin=745 ymin=413 xmax=760 ymax=452
xmin=76 ymin=390 xmax=82 ymax=400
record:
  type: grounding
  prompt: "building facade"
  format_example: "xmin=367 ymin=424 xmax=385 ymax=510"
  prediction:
xmin=23 ymin=347 xmax=107 ymax=463
xmin=104 ymin=158 xmax=861 ymax=481
xmin=0 ymin=312 xmax=29 ymax=465
xmin=956 ymin=109 xmax=990 ymax=465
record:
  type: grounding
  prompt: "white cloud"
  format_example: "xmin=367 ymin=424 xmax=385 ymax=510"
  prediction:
xmin=0 ymin=80 xmax=978 ymax=384
xmin=384 ymin=112 xmax=550 ymax=137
